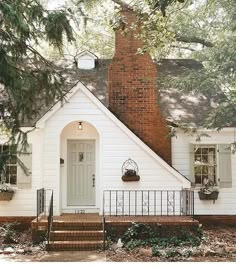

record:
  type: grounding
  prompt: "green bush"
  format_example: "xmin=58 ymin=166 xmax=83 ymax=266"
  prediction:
xmin=121 ymin=223 xmax=202 ymax=250
xmin=165 ymin=249 xmax=181 ymax=258
xmin=121 ymin=223 xmax=155 ymax=243
xmin=0 ymin=221 xmax=20 ymax=244
xmin=152 ymin=246 xmax=163 ymax=257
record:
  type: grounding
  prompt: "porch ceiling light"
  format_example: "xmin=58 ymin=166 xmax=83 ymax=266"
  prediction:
xmin=78 ymin=122 xmax=83 ymax=130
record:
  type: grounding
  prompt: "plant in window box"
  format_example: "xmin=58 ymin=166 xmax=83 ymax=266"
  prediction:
xmin=0 ymin=183 xmax=14 ymax=201
xmin=121 ymin=158 xmax=140 ymax=181
xmin=198 ymin=178 xmax=219 ymax=202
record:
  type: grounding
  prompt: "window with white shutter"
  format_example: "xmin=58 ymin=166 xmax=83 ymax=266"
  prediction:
xmin=190 ymin=144 xmax=232 ymax=188
xmin=0 ymin=144 xmax=32 ymax=188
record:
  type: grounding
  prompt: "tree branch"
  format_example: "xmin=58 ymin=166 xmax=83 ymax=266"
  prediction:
xmin=175 ymin=34 xmax=214 ymax=47
xmin=170 ymin=45 xmax=196 ymax=51
xmin=111 ymin=0 xmax=131 ymax=10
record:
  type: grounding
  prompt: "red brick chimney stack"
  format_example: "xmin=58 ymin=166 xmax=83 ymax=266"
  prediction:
xmin=108 ymin=9 xmax=171 ymax=164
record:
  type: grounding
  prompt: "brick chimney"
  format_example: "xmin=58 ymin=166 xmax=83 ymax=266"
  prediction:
xmin=108 ymin=9 xmax=171 ymax=164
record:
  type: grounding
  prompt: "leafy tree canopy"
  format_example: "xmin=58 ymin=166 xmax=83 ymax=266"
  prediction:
xmin=69 ymin=0 xmax=236 ymax=129
xmin=0 ymin=0 xmax=235 ymax=143
xmin=0 ymin=0 xmax=75 ymax=145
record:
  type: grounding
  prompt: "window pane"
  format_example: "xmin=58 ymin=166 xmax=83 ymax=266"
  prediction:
xmin=195 ymin=174 xmax=201 ymax=184
xmin=202 ymin=148 xmax=208 ymax=154
xmin=193 ymin=145 xmax=216 ymax=184
xmin=202 ymin=165 xmax=208 ymax=175
xmin=0 ymin=145 xmax=17 ymax=185
xmin=209 ymin=147 xmax=215 ymax=153
xmin=10 ymin=175 xmax=17 ymax=185
xmin=195 ymin=166 xmax=202 ymax=175
xmin=10 ymin=155 xmax=17 ymax=164
xmin=202 ymin=154 xmax=208 ymax=164
xmin=195 ymin=155 xmax=201 ymax=165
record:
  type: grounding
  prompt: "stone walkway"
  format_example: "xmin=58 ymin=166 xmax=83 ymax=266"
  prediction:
xmin=0 ymin=251 xmax=106 ymax=262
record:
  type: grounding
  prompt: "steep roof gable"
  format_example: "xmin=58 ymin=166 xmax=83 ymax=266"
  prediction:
xmin=35 ymin=81 xmax=191 ymax=187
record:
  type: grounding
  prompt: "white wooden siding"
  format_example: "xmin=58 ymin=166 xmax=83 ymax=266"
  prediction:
xmin=0 ymin=131 xmax=43 ymax=216
xmin=172 ymin=129 xmax=236 ymax=215
xmin=0 ymin=86 xmax=191 ymax=216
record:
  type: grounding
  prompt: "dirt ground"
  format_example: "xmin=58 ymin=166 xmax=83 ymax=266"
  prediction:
xmin=1 ymin=224 xmax=236 ymax=262
xmin=106 ymin=225 xmax=236 ymax=262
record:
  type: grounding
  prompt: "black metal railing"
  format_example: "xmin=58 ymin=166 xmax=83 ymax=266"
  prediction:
xmin=47 ymin=190 xmax=53 ymax=245
xmin=103 ymin=189 xmax=194 ymax=219
xmin=102 ymin=216 xmax=106 ymax=251
xmin=37 ymin=188 xmax=45 ymax=222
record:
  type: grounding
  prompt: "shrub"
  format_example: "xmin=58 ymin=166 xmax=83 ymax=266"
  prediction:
xmin=152 ymin=246 xmax=163 ymax=257
xmin=0 ymin=221 xmax=20 ymax=244
xmin=165 ymin=249 xmax=181 ymax=258
xmin=121 ymin=223 xmax=154 ymax=244
xmin=121 ymin=223 xmax=203 ymax=250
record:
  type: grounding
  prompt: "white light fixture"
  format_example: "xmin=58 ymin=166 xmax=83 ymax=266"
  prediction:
xmin=78 ymin=122 xmax=83 ymax=130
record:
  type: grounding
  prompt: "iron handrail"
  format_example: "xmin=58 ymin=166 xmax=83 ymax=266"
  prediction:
xmin=36 ymin=188 xmax=45 ymax=222
xmin=47 ymin=190 xmax=53 ymax=246
xmin=103 ymin=189 xmax=195 ymax=219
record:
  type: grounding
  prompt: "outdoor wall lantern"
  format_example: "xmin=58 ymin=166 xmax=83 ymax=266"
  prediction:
xmin=78 ymin=121 xmax=83 ymax=130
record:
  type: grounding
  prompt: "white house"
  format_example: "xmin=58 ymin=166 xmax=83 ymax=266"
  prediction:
xmin=0 ymin=10 xmax=235 ymax=219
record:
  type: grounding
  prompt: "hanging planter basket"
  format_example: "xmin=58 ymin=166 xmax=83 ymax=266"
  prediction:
xmin=121 ymin=158 xmax=140 ymax=182
xmin=0 ymin=191 xmax=14 ymax=201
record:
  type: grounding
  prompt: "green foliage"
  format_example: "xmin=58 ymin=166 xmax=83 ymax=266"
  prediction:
xmin=0 ymin=221 xmax=20 ymax=243
xmin=165 ymin=248 xmax=181 ymax=258
xmin=182 ymin=249 xmax=192 ymax=258
xmin=121 ymin=223 xmax=202 ymax=250
xmin=106 ymin=226 xmax=121 ymax=242
xmin=0 ymin=0 xmax=74 ymax=152
xmin=45 ymin=11 xmax=75 ymax=51
xmin=152 ymin=246 xmax=162 ymax=257
xmin=121 ymin=223 xmax=156 ymax=243
xmin=159 ymin=0 xmax=236 ymax=128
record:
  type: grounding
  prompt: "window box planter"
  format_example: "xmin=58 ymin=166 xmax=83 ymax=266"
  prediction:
xmin=0 ymin=191 xmax=14 ymax=201
xmin=122 ymin=175 xmax=140 ymax=182
xmin=198 ymin=190 xmax=219 ymax=201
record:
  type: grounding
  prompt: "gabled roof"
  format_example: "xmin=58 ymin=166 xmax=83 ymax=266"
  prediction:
xmin=19 ymin=58 xmax=236 ymax=128
xmin=76 ymin=50 xmax=98 ymax=60
xmin=36 ymin=81 xmax=191 ymax=187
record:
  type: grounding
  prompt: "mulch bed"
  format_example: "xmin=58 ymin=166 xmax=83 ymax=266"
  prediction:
xmin=106 ymin=225 xmax=236 ymax=262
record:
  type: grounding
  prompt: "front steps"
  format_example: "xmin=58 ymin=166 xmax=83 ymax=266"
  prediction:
xmin=46 ymin=220 xmax=105 ymax=251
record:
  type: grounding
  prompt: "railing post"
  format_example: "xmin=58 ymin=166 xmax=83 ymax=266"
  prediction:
xmin=47 ymin=190 xmax=53 ymax=247
xmin=103 ymin=216 xmax=106 ymax=251
xmin=37 ymin=190 xmax=39 ymax=223
xmin=192 ymin=190 xmax=195 ymax=221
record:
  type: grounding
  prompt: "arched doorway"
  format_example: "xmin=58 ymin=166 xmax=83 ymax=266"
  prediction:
xmin=60 ymin=121 xmax=99 ymax=212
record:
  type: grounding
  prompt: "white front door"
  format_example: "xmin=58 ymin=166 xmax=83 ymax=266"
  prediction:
xmin=67 ymin=140 xmax=95 ymax=206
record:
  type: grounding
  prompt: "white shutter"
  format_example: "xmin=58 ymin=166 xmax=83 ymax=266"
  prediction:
xmin=189 ymin=144 xmax=195 ymax=185
xmin=17 ymin=144 xmax=32 ymax=189
xmin=218 ymin=144 xmax=232 ymax=188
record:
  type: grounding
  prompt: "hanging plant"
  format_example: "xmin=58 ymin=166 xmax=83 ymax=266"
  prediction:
xmin=198 ymin=178 xmax=219 ymax=202
xmin=121 ymin=158 xmax=140 ymax=182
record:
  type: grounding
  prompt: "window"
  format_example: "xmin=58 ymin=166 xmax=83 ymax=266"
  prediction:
xmin=194 ymin=145 xmax=216 ymax=185
xmin=0 ymin=145 xmax=17 ymax=185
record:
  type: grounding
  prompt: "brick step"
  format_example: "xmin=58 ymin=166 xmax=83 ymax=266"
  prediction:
xmin=52 ymin=221 xmax=102 ymax=231
xmin=47 ymin=240 xmax=104 ymax=251
xmin=50 ymin=230 xmax=105 ymax=241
